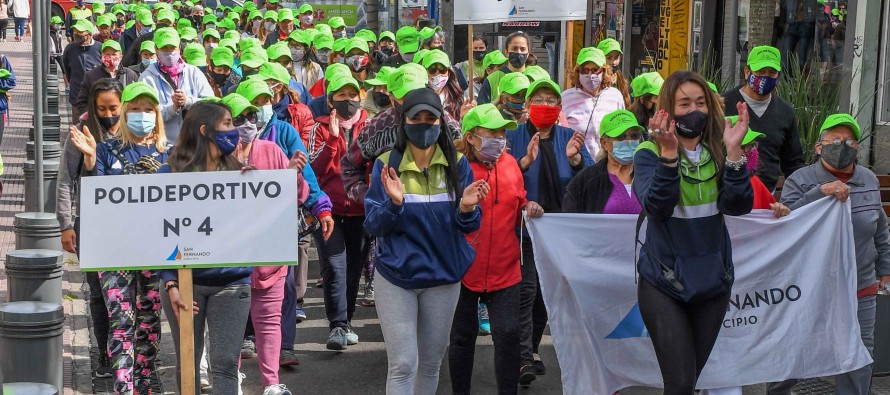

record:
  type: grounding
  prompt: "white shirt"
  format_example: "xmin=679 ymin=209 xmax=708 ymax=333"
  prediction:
xmin=562 ymin=86 xmax=626 ymax=159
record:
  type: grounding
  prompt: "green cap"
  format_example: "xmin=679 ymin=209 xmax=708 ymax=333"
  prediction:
xmin=184 ymin=42 xmax=207 ymax=67
xmin=412 ymin=49 xmax=430 ymax=65
xmin=227 ymin=11 xmax=240 ymax=21
xmin=365 ymin=66 xmax=395 ymax=87
xmin=379 ymin=31 xmax=395 ymax=43
xmin=419 ymin=26 xmax=442 ymax=42
xmin=121 ymin=81 xmax=159 ymax=104
xmin=210 ymin=46 xmax=235 ymax=68
xmin=51 ymin=16 xmax=63 ymax=24
xmin=179 ymin=27 xmax=198 ymax=42
xmin=304 ymin=29 xmax=320 ymax=43
xmin=387 ymin=63 xmax=429 ymax=99
xmin=328 ymin=17 xmax=346 ymax=29
xmin=316 ymin=24 xmax=333 ymax=37
xmin=596 ymin=38 xmax=622 ymax=55
xmin=820 ymin=113 xmax=861 ymax=140
xmin=499 ymin=72 xmax=531 ymax=96
xmin=461 ymin=103 xmax=518 ymax=135
xmin=421 ymin=49 xmax=450 ymax=69
xmin=313 ymin=33 xmax=334 ymax=50
xmin=153 ymin=27 xmax=180 ymax=49
xmin=396 ymin=25 xmax=420 ymax=54
xmin=92 ymin=2 xmax=106 ymax=13
xmin=267 ymin=42 xmax=292 ymax=61
xmin=526 ymin=78 xmax=562 ymax=100
xmin=333 ymin=37 xmax=349 ymax=53
xmin=223 ymin=30 xmax=241 ymax=43
xmin=173 ymin=1 xmax=183 ymax=7
xmin=248 ymin=10 xmax=263 ymax=21
xmin=236 ymin=79 xmax=273 ymax=102
xmin=222 ymin=93 xmax=259 ymax=117
xmin=327 ymin=75 xmax=361 ymax=96
xmin=140 ymin=41 xmax=157 ymax=54
xmin=298 ymin=4 xmax=313 ymax=15
xmin=239 ymin=37 xmax=262 ymax=52
xmin=136 ymin=9 xmax=155 ymax=26
xmin=254 ymin=62 xmax=292 ymax=85
xmin=726 ymin=116 xmax=766 ymax=145
xmin=218 ymin=38 xmax=238 ymax=52
xmin=202 ymin=28 xmax=221 ymax=41
xmin=177 ymin=18 xmax=192 ymax=29
xmin=289 ymin=30 xmax=311 ymax=46
xmin=157 ymin=9 xmax=176 ymax=24
xmin=523 ymin=65 xmax=550 ymax=82
xmin=125 ymin=21 xmax=135 ymax=29
xmin=217 ymin=18 xmax=237 ymax=31
xmin=202 ymin=15 xmax=217 ymax=25
xmin=707 ymin=81 xmax=718 ymax=93
xmin=577 ymin=47 xmax=606 ymax=66
xmin=355 ymin=29 xmax=377 ymax=44
xmin=483 ymin=50 xmax=508 ymax=70
xmin=278 ymin=9 xmax=294 ymax=22
xmin=96 ymin=14 xmax=114 ymax=27
xmin=240 ymin=47 xmax=268 ymax=68
xmin=72 ymin=19 xmax=95 ymax=33
xmin=153 ymin=2 xmax=171 ymax=10
xmin=600 ymin=109 xmax=644 ymax=138
xmin=242 ymin=1 xmax=255 ymax=10
xmin=263 ymin=10 xmax=278 ymax=21
xmin=631 ymin=72 xmax=664 ymax=97
xmin=747 ymin=45 xmax=782 ymax=72
xmin=345 ymin=37 xmax=369 ymax=54
xmin=324 ymin=63 xmax=352 ymax=82
xmin=101 ymin=39 xmax=122 ymax=53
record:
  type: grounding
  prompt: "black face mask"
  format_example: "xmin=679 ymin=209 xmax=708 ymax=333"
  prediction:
xmin=379 ymin=45 xmax=394 ymax=56
xmin=508 ymin=52 xmax=528 ymax=68
xmin=820 ymin=142 xmax=858 ymax=170
xmin=372 ymin=91 xmax=392 ymax=108
xmin=242 ymin=68 xmax=259 ymax=78
xmin=331 ymin=98 xmax=360 ymax=120
xmin=209 ymin=70 xmax=229 ymax=86
xmin=98 ymin=114 xmax=120 ymax=129
xmin=404 ymin=123 xmax=441 ymax=149
xmin=473 ymin=51 xmax=485 ymax=61
xmin=674 ymin=110 xmax=708 ymax=139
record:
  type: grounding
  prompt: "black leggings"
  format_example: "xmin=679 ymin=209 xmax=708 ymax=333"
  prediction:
xmin=638 ymin=278 xmax=729 ymax=395
xmin=0 ymin=19 xmax=8 ymax=40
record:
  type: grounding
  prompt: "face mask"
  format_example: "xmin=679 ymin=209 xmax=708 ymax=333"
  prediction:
xmin=213 ymin=128 xmax=240 ymax=156
xmin=205 ymin=23 xmax=216 ymax=30
xmin=473 ymin=134 xmax=507 ymax=164
xmin=209 ymin=69 xmax=228 ymax=86
xmin=237 ymin=120 xmax=259 ymax=144
xmin=820 ymin=142 xmax=857 ymax=170
xmin=142 ymin=57 xmax=157 ymax=67
xmin=126 ymin=112 xmax=156 ymax=137
xmin=102 ymin=55 xmax=122 ymax=70
xmin=380 ymin=45 xmax=394 ymax=56
xmin=141 ymin=26 xmax=153 ymax=35
xmin=508 ymin=52 xmax=528 ymax=68
xmin=429 ymin=74 xmax=448 ymax=90
xmin=746 ymin=73 xmax=779 ymax=96
xmin=473 ymin=51 xmax=485 ymax=61
xmin=52 ymin=23 xmax=62 ymax=30
xmin=300 ymin=15 xmax=313 ymax=25
xmin=401 ymin=52 xmax=415 ymax=63
xmin=252 ymin=20 xmax=261 ymax=29
xmin=610 ymin=140 xmax=639 ymax=165
xmin=331 ymin=98 xmax=360 ymax=120
xmin=345 ymin=55 xmax=369 ymax=72
xmin=256 ymin=104 xmax=274 ymax=128
xmin=579 ymin=73 xmax=603 ymax=92
xmin=204 ymin=43 xmax=218 ymax=53
xmin=528 ymin=104 xmax=560 ymax=129
xmin=673 ymin=110 xmax=709 ymax=139
xmin=215 ymin=11 xmax=224 ymax=17
xmin=98 ymin=114 xmax=120 ymax=129
xmin=158 ymin=50 xmax=180 ymax=67
xmin=315 ymin=49 xmax=330 ymax=62
xmin=744 ymin=148 xmax=759 ymax=173
xmin=73 ymin=35 xmax=87 ymax=45
xmin=336 ymin=30 xmax=347 ymax=39
xmin=404 ymin=123 xmax=441 ymax=149
xmin=291 ymin=48 xmax=305 ymax=61
xmin=504 ymin=98 xmax=525 ymax=112
xmin=264 ymin=21 xmax=277 ymax=31
xmin=372 ymin=91 xmax=392 ymax=108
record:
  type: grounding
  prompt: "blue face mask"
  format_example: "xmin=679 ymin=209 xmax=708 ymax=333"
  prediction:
xmin=746 ymin=73 xmax=779 ymax=96
xmin=212 ymin=128 xmax=240 ymax=156
xmin=610 ymin=139 xmax=639 ymax=165
xmin=141 ymin=57 xmax=157 ymax=67
xmin=505 ymin=100 xmax=525 ymax=111
xmin=141 ymin=26 xmax=153 ymax=35
xmin=126 ymin=112 xmax=156 ymax=137
xmin=404 ymin=123 xmax=441 ymax=149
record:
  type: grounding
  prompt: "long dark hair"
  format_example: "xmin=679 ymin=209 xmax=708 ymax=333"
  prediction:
xmin=166 ymin=101 xmax=243 ymax=172
xmin=394 ymin=109 xmax=462 ymax=204
xmin=628 ymin=93 xmax=657 ymax=128
xmin=657 ymin=70 xmax=726 ymax=169
xmin=84 ymin=78 xmax=124 ymax=142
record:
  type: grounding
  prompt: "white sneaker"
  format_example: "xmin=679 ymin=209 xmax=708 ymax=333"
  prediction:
xmin=263 ymin=384 xmax=293 ymax=395
xmin=200 ymin=372 xmax=210 ymax=388
xmin=238 ymin=371 xmax=245 ymax=395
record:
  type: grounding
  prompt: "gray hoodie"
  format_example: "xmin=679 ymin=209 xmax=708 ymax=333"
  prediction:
xmin=780 ymin=162 xmax=890 ymax=291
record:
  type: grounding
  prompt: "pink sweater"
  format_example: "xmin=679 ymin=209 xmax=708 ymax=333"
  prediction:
xmin=248 ymin=139 xmax=309 ymax=289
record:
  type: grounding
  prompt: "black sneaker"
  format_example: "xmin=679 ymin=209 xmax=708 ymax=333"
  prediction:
xmin=94 ymin=354 xmax=114 ymax=378
xmin=279 ymin=348 xmax=300 ymax=366
xmin=518 ymin=364 xmax=536 ymax=387
xmin=533 ymin=353 xmax=546 ymax=375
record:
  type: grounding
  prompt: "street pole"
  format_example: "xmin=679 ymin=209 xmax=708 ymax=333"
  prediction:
xmin=440 ymin=0 xmax=454 ymax=55
xmin=32 ymin=0 xmax=46 ymax=213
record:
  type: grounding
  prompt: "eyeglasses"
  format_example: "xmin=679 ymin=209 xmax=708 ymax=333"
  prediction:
xmin=579 ymin=67 xmax=604 ymax=75
xmin=528 ymin=97 xmax=560 ymax=106
xmin=427 ymin=65 xmax=448 ymax=75
xmin=819 ymin=138 xmax=859 ymax=148
xmin=615 ymin=131 xmax=642 ymax=141
xmin=233 ymin=112 xmax=258 ymax=126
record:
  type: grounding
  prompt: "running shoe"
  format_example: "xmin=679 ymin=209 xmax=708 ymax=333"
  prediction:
xmin=533 ymin=353 xmax=546 ymax=375
xmin=240 ymin=338 xmax=256 ymax=359
xmin=93 ymin=353 xmax=113 ymax=378
xmin=279 ymin=349 xmax=300 ymax=366
xmin=263 ymin=384 xmax=293 ymax=395
xmin=345 ymin=326 xmax=359 ymax=345
xmin=326 ymin=327 xmax=348 ymax=350
xmin=361 ymin=283 xmax=375 ymax=307
xmin=519 ymin=364 xmax=537 ymax=387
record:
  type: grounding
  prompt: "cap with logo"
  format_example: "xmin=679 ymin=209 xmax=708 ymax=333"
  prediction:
xmin=202 ymin=15 xmax=217 ymax=25
xmin=177 ymin=18 xmax=192 ymax=30
xmin=396 ymin=25 xmax=420 ymax=54
xmin=316 ymin=24 xmax=332 ymax=37
xmin=236 ymin=79 xmax=274 ymax=102
xmin=278 ymin=9 xmax=294 ymax=22
xmin=820 ymin=113 xmax=861 ymax=140
xmin=217 ymin=18 xmax=237 ymax=31
xmin=210 ymin=46 xmax=235 ymax=68
xmin=379 ymin=31 xmax=396 ymax=43
xmin=413 ymin=49 xmax=430 ymax=65
xmin=499 ymin=72 xmax=531 ymax=96
xmin=96 ymin=14 xmax=114 ymax=27
xmin=333 ymin=38 xmax=349 ymax=54
xmin=157 ymin=9 xmax=177 ymax=25
xmin=203 ymin=28 xmax=221 ymax=41
xmin=218 ymin=38 xmax=238 ymax=52
xmin=153 ymin=27 xmax=181 ymax=49
xmin=600 ymin=109 xmax=644 ymax=138
xmin=223 ymin=93 xmax=259 ymax=117
xmin=324 ymin=63 xmax=352 ymax=82
xmin=72 ymin=19 xmax=95 ymax=34
xmin=122 ymin=81 xmax=160 ymax=104
xmin=263 ymin=10 xmax=278 ymax=21
xmin=483 ymin=50 xmax=508 ymax=70
xmin=596 ymin=38 xmax=622 ymax=55
xmin=461 ymin=103 xmax=518 ymax=135
xmin=421 ymin=49 xmax=450 ymax=69
xmin=92 ymin=2 xmax=105 ymax=14
xmin=137 ymin=9 xmax=155 ymax=26
xmin=387 ymin=63 xmax=429 ymax=99
xmin=183 ymin=43 xmax=207 ymax=67
xmin=248 ymin=10 xmax=263 ymax=21
xmin=526 ymin=78 xmax=562 ymax=100
xmin=346 ymin=37 xmax=370 ymax=54
xmin=631 ymin=72 xmax=664 ymax=97
xmin=223 ymin=30 xmax=241 ymax=43
xmin=179 ymin=27 xmax=199 ymax=42
xmin=267 ymin=42 xmax=292 ymax=61
xmin=365 ymin=66 xmax=395 ymax=87
xmin=101 ymin=40 xmax=122 ymax=53
xmin=240 ymin=47 xmax=268 ymax=69
xmin=747 ymin=45 xmax=782 ymax=72
xmin=327 ymin=75 xmax=361 ymax=97
xmin=251 ymin=62 xmax=292 ymax=85
xmin=576 ymin=47 xmax=606 ymax=67
xmin=313 ymin=33 xmax=334 ymax=50
xmin=289 ymin=30 xmax=311 ymax=46
xmin=239 ymin=37 xmax=262 ymax=52
xmin=419 ymin=26 xmax=442 ymax=42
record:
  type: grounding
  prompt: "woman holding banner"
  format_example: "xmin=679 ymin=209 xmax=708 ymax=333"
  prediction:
xmin=633 ymin=71 xmax=753 ymax=395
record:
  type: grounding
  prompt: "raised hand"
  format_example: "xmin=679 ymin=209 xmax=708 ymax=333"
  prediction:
xmin=329 ymin=109 xmax=340 ymax=137
xmin=70 ymin=125 xmax=97 ymax=157
xmin=381 ymin=164 xmax=405 ymax=205
xmin=566 ymin=132 xmax=585 ymax=162
xmin=723 ymin=101 xmax=749 ymax=160
xmin=460 ymin=179 xmax=491 ymax=212
xmin=520 ymin=132 xmax=540 ymax=171
xmin=289 ymin=151 xmax=307 ymax=172
xmin=648 ymin=110 xmax=678 ymax=158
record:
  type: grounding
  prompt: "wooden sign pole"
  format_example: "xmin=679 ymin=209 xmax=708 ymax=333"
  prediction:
xmin=178 ymin=268 xmax=196 ymax=395
xmin=467 ymin=24 xmax=475 ymax=101
xmin=565 ymin=21 xmax=575 ymax=88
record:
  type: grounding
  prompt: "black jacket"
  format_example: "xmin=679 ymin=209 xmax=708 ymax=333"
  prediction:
xmin=122 ymin=31 xmax=155 ymax=68
xmin=119 ymin=25 xmax=140 ymax=55
xmin=563 ymin=160 xmax=616 ymax=214
xmin=75 ymin=65 xmax=139 ymax=115
xmin=61 ymin=41 xmax=102 ymax=106
xmin=263 ymin=28 xmax=282 ymax=49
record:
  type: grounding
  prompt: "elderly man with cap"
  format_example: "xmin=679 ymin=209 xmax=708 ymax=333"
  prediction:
xmin=329 ymin=16 xmax=347 ymax=39
xmin=263 ymin=8 xmax=295 ymax=48
xmin=93 ymin=14 xmax=116 ymax=43
xmin=63 ymin=0 xmax=92 ymax=42
xmin=61 ymin=19 xmax=103 ymax=123
xmin=384 ymin=26 xmax=420 ymax=67
xmin=75 ymin=39 xmax=139 ymax=116
xmin=722 ymin=45 xmax=805 ymax=192
xmin=297 ymin=3 xmax=314 ymax=29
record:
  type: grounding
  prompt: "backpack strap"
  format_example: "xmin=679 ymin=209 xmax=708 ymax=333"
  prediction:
xmin=103 ymin=140 xmax=135 ymax=173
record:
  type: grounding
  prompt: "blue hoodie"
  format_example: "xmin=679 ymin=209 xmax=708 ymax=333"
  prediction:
xmin=0 ymin=55 xmax=16 ymax=114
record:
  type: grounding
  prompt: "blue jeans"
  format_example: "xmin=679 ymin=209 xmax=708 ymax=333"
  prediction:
xmin=313 ymin=215 xmax=368 ymax=329
xmin=782 ymin=22 xmax=815 ymax=69
xmin=13 ymin=17 xmax=25 ymax=37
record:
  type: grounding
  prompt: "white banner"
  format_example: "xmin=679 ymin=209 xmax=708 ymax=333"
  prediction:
xmin=526 ymin=198 xmax=872 ymax=394
xmin=453 ymin=0 xmax=587 ymax=24
xmin=79 ymin=170 xmax=299 ymax=271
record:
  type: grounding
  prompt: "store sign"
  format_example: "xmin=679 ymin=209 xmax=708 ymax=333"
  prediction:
xmin=656 ymin=0 xmax=690 ymax=76
xmin=281 ymin=2 xmax=360 ymax=26
xmin=454 ymin=0 xmax=587 ymax=24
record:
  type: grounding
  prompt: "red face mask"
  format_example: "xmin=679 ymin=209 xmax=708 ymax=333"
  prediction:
xmin=528 ymin=104 xmax=561 ymax=129
xmin=102 ymin=55 xmax=121 ymax=70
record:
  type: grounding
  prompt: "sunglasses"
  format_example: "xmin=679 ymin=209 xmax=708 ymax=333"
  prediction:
xmin=427 ymin=65 xmax=448 ymax=75
xmin=233 ymin=112 xmax=258 ymax=126
xmin=579 ymin=67 xmax=604 ymax=75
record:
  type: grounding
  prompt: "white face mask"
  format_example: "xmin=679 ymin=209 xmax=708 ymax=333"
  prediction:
xmin=252 ymin=20 xmax=261 ymax=29
xmin=256 ymin=104 xmax=274 ymax=128
xmin=264 ymin=21 xmax=277 ymax=32
xmin=300 ymin=15 xmax=313 ymax=25
xmin=429 ymin=74 xmax=448 ymax=90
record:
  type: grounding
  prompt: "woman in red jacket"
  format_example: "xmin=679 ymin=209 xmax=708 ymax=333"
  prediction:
xmin=448 ymin=103 xmax=544 ymax=395
xmin=306 ymin=74 xmax=371 ymax=350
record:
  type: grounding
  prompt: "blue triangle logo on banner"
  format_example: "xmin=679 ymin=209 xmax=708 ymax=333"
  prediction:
xmin=605 ymin=303 xmax=650 ymax=339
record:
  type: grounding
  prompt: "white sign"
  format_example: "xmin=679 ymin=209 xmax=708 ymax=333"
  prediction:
xmin=525 ymin=198 xmax=871 ymax=394
xmin=79 ymin=170 xmax=300 ymax=271
xmin=453 ymin=0 xmax=587 ymax=24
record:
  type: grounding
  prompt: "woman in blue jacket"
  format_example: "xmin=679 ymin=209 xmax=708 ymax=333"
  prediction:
xmin=0 ymin=53 xmax=15 ymax=145
xmin=364 ymin=88 xmax=487 ymax=395
xmin=505 ymin=78 xmax=592 ymax=385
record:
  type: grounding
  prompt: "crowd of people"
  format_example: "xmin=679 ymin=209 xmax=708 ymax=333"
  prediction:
xmin=43 ymin=1 xmax=888 ymax=395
